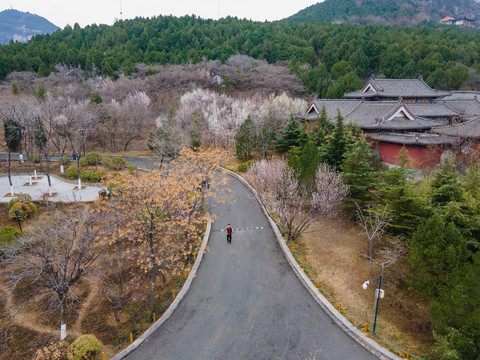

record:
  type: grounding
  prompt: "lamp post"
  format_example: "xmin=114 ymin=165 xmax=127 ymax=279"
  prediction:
xmin=362 ymin=263 xmax=387 ymax=334
xmin=13 ymin=210 xmax=23 ymax=232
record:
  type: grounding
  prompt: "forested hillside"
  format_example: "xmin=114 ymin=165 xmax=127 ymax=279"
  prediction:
xmin=286 ymin=0 xmax=480 ymax=26
xmin=1 ymin=16 xmax=480 ymax=96
xmin=0 ymin=9 xmax=59 ymax=44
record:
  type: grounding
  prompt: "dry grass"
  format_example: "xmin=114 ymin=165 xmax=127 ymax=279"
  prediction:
xmin=297 ymin=213 xmax=434 ymax=359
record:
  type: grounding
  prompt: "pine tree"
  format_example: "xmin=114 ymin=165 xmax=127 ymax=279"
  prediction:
xmin=431 ymin=159 xmax=462 ymax=207
xmin=312 ymin=105 xmax=332 ymax=147
xmin=90 ymin=91 xmax=103 ymax=104
xmin=275 ymin=115 xmax=304 ymax=152
xmin=235 ymin=115 xmax=257 ymax=160
xmin=341 ymin=135 xmax=377 ymax=208
xmin=288 ymin=137 xmax=322 ymax=186
xmin=381 ymin=147 xmax=427 ymax=237
xmin=430 ymin=252 xmax=480 ymax=360
xmin=407 ymin=212 xmax=469 ymax=298
xmin=321 ymin=110 xmax=347 ymax=170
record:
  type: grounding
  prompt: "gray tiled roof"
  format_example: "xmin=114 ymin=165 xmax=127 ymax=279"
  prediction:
xmin=366 ymin=132 xmax=459 ymax=145
xmin=306 ymin=99 xmax=362 ymax=120
xmin=344 ymin=102 xmax=446 ymax=130
xmin=436 ymin=98 xmax=480 ymax=117
xmin=432 ymin=117 xmax=480 ymax=139
xmin=405 ymin=103 xmax=460 ymax=117
xmin=344 ymin=78 xmax=451 ymax=99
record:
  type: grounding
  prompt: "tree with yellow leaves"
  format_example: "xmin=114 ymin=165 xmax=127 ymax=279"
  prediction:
xmin=96 ymin=148 xmax=228 ymax=313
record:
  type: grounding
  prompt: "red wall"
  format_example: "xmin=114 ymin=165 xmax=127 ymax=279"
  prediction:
xmin=375 ymin=142 xmax=443 ymax=168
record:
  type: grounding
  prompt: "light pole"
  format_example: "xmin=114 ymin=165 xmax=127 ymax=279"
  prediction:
xmin=13 ymin=210 xmax=23 ymax=232
xmin=362 ymin=263 xmax=387 ymax=334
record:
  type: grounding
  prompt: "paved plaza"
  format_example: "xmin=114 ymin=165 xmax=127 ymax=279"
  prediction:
xmin=0 ymin=174 xmax=103 ymax=203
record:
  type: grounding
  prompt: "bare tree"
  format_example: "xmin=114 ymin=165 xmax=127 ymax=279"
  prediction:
xmin=97 ymin=249 xmax=140 ymax=322
xmin=2 ymin=207 xmax=103 ymax=340
xmin=118 ymin=91 xmax=153 ymax=151
xmin=356 ymin=204 xmax=392 ymax=272
xmin=67 ymin=102 xmax=95 ymax=189
xmin=147 ymin=111 xmax=183 ymax=169
xmin=44 ymin=97 xmax=76 ymax=174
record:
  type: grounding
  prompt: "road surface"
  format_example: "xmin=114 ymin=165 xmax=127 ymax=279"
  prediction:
xmin=125 ymin=173 xmax=377 ymax=360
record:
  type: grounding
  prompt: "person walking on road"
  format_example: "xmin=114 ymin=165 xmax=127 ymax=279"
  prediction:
xmin=226 ymin=224 xmax=233 ymax=244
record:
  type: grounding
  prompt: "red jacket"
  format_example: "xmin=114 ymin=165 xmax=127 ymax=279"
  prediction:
xmin=226 ymin=226 xmax=233 ymax=235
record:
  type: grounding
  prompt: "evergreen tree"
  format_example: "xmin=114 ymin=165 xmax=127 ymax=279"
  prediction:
xmin=235 ymin=115 xmax=257 ymax=160
xmin=312 ymin=105 xmax=332 ymax=147
xmin=430 ymin=252 xmax=480 ymax=360
xmin=34 ymin=119 xmax=48 ymax=152
xmin=36 ymin=86 xmax=47 ymax=101
xmin=321 ymin=110 xmax=347 ymax=170
xmin=11 ymin=82 xmax=18 ymax=95
xmin=431 ymin=159 xmax=462 ymax=207
xmin=189 ymin=110 xmax=202 ymax=151
xmin=37 ymin=62 xmax=50 ymax=77
xmin=288 ymin=137 xmax=322 ymax=186
xmin=275 ymin=115 xmax=304 ymax=152
xmin=256 ymin=117 xmax=275 ymax=159
xmin=381 ymin=147 xmax=427 ymax=237
xmin=407 ymin=212 xmax=469 ymax=298
xmin=341 ymin=135 xmax=377 ymax=208
xmin=90 ymin=91 xmax=103 ymax=104
xmin=4 ymin=119 xmax=21 ymax=152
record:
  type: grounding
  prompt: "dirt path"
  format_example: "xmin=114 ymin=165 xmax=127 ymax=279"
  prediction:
xmin=0 ymin=276 xmax=100 ymax=339
xmin=72 ymin=275 xmax=100 ymax=334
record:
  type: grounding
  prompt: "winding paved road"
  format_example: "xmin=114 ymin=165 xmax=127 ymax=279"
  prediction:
xmin=125 ymin=173 xmax=377 ymax=360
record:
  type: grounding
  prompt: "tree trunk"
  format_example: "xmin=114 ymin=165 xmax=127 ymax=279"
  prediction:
xmin=149 ymin=267 xmax=157 ymax=314
xmin=60 ymin=302 xmax=67 ymax=340
xmin=8 ymin=152 xmax=14 ymax=196
xmin=114 ymin=307 xmax=120 ymax=322
xmin=46 ymin=155 xmax=52 ymax=196
xmin=77 ymin=158 xmax=81 ymax=188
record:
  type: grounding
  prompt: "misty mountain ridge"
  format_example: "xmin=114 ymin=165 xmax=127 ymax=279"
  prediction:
xmin=286 ymin=0 xmax=480 ymax=26
xmin=0 ymin=9 xmax=59 ymax=44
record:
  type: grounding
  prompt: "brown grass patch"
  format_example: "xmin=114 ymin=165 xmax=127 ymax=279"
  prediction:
xmin=297 ymin=213 xmax=434 ymax=358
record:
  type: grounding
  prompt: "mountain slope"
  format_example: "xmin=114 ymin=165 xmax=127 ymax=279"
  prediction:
xmin=0 ymin=9 xmax=59 ymax=44
xmin=285 ymin=0 xmax=480 ymax=26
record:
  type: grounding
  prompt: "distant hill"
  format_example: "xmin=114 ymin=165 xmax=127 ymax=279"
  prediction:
xmin=0 ymin=9 xmax=59 ymax=44
xmin=285 ymin=0 xmax=480 ymax=26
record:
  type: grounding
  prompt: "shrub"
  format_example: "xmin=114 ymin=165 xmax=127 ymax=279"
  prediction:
xmin=8 ymin=194 xmax=32 ymax=209
xmin=65 ymin=165 xmax=78 ymax=178
xmin=0 ymin=227 xmax=22 ymax=244
xmin=246 ymin=160 xmax=254 ymax=168
xmin=85 ymin=152 xmax=103 ymax=166
xmin=237 ymin=163 xmax=247 ymax=172
xmin=79 ymin=158 xmax=88 ymax=167
xmin=109 ymin=157 xmax=128 ymax=170
xmin=145 ymin=68 xmax=156 ymax=76
xmin=29 ymin=154 xmax=41 ymax=163
xmin=67 ymin=335 xmax=101 ymax=360
xmin=90 ymin=171 xmax=103 ymax=183
xmin=81 ymin=170 xmax=92 ymax=181
xmin=101 ymin=157 xmax=112 ymax=168
xmin=59 ymin=156 xmax=71 ymax=166
xmin=127 ymin=164 xmax=136 ymax=173
xmin=34 ymin=340 xmax=68 ymax=360
xmin=8 ymin=201 xmax=38 ymax=220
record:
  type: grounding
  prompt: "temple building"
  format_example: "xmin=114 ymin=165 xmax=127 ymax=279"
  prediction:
xmin=304 ymin=77 xmax=480 ymax=167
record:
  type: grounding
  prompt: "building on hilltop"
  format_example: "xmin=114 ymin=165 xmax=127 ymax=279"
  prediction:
xmin=303 ymin=78 xmax=480 ymax=168
xmin=440 ymin=16 xmax=475 ymax=27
